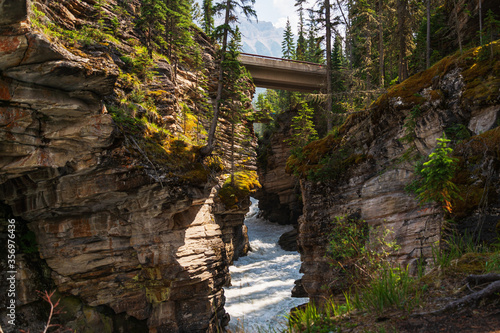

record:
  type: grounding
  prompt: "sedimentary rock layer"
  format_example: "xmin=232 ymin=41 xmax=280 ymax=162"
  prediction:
xmin=0 ymin=1 xmax=255 ymax=331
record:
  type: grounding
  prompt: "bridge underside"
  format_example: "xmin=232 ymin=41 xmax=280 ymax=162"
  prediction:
xmin=239 ymin=55 xmax=326 ymax=93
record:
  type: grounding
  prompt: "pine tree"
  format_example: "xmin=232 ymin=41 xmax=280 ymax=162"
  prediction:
xmin=484 ymin=9 xmax=500 ymax=58
xmin=306 ymin=10 xmax=323 ymax=63
xmin=137 ymin=0 xmax=167 ymax=58
xmin=222 ymin=27 xmax=251 ymax=184
xmin=287 ymin=102 xmax=318 ymax=148
xmin=282 ymin=18 xmax=295 ymax=60
xmin=295 ymin=3 xmax=307 ymax=61
xmin=164 ymin=0 xmax=197 ymax=78
xmin=201 ymin=0 xmax=257 ymax=156
xmin=202 ymin=0 xmax=214 ymax=35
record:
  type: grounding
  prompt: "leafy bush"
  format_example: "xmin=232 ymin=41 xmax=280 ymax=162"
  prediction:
xmin=328 ymin=215 xmax=368 ymax=262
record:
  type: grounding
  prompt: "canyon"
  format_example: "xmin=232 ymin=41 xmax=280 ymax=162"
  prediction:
xmin=0 ymin=0 xmax=256 ymax=331
xmin=0 ymin=0 xmax=499 ymax=332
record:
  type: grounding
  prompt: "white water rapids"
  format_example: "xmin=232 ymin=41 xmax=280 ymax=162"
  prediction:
xmin=224 ymin=198 xmax=308 ymax=332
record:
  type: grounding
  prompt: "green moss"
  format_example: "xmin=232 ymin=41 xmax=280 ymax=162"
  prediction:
xmin=218 ymin=171 xmax=261 ymax=209
xmin=286 ymin=127 xmax=370 ymax=182
xmin=371 ymin=53 xmax=459 ymax=110
xmin=285 ymin=133 xmax=343 ymax=178
xmin=108 ymin=104 xmax=211 ymax=183
xmin=462 ymin=41 xmax=500 ymax=104
xmin=371 ymin=40 xmax=500 ymax=111
xmin=445 ymin=253 xmax=488 ymax=277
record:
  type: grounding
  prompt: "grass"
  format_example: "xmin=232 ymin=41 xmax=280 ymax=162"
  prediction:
xmin=353 ymin=266 xmax=421 ymax=314
xmin=276 ymin=230 xmax=500 ymax=333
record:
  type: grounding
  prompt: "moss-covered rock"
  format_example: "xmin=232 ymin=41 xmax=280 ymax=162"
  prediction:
xmin=218 ymin=171 xmax=260 ymax=209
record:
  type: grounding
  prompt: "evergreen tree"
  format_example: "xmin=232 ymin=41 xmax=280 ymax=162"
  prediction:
xmin=160 ymin=0 xmax=200 ymax=82
xmin=306 ymin=10 xmax=323 ymax=63
xmin=222 ymin=27 xmax=252 ymax=184
xmin=484 ymin=9 xmax=500 ymax=58
xmin=282 ymin=18 xmax=295 ymax=60
xmin=202 ymin=0 xmax=214 ymax=35
xmin=287 ymin=102 xmax=318 ymax=148
xmin=295 ymin=3 xmax=307 ymax=61
xmin=137 ymin=0 xmax=167 ymax=57
xmin=201 ymin=0 xmax=256 ymax=156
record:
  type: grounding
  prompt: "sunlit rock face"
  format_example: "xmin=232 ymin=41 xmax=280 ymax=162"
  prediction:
xmin=0 ymin=1 xmax=256 ymax=331
xmin=297 ymin=50 xmax=500 ymax=303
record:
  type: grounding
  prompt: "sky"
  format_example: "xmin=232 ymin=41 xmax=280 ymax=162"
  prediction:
xmin=254 ymin=0 xmax=299 ymax=34
xmin=195 ymin=0 xmax=300 ymax=34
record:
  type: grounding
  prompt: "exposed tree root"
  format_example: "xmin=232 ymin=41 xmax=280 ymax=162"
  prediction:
xmin=413 ymin=274 xmax=500 ymax=317
xmin=466 ymin=273 xmax=500 ymax=287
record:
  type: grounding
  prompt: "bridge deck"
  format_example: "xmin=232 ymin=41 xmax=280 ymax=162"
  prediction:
xmin=238 ymin=53 xmax=326 ymax=92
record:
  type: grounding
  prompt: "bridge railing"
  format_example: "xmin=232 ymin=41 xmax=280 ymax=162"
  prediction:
xmin=239 ymin=53 xmax=324 ymax=67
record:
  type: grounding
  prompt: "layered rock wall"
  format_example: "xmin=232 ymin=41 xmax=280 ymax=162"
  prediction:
xmin=256 ymin=112 xmax=302 ymax=225
xmin=295 ymin=46 xmax=500 ymax=302
xmin=0 ymin=1 xmax=255 ymax=331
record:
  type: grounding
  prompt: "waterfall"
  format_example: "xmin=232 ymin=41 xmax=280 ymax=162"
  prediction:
xmin=224 ymin=198 xmax=307 ymax=331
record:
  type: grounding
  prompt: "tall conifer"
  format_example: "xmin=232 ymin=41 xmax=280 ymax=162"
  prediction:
xmin=282 ymin=18 xmax=295 ymax=60
xmin=201 ymin=0 xmax=256 ymax=156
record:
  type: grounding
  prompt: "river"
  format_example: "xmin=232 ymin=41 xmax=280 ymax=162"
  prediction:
xmin=224 ymin=198 xmax=308 ymax=332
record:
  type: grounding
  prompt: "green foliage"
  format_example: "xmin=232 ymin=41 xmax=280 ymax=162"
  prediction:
xmin=484 ymin=10 xmax=500 ymax=48
xmin=282 ymin=18 xmax=295 ymax=60
xmin=286 ymin=295 xmax=353 ymax=333
xmin=327 ymin=215 xmax=401 ymax=287
xmin=410 ymin=134 xmax=461 ymax=213
xmin=485 ymin=252 xmax=500 ymax=273
xmin=432 ymin=230 xmax=486 ymax=268
xmin=30 ymin=3 xmax=121 ymax=47
xmin=444 ymin=123 xmax=471 ymax=141
xmin=295 ymin=7 xmax=307 ymax=61
xmin=400 ymin=105 xmax=422 ymax=143
xmin=202 ymin=0 xmax=214 ymax=35
xmin=328 ymin=215 xmax=368 ymax=262
xmin=120 ymin=46 xmax=155 ymax=80
xmin=286 ymin=102 xmax=318 ymax=148
xmin=305 ymin=10 xmax=323 ymax=64
xmin=218 ymin=171 xmax=260 ymax=209
xmin=137 ymin=0 xmax=167 ymax=56
xmin=353 ymin=266 xmax=421 ymax=314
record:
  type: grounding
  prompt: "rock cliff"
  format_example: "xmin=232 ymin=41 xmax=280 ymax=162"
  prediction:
xmin=0 ymin=1 xmax=256 ymax=331
xmin=289 ymin=43 xmax=500 ymax=302
xmin=256 ymin=111 xmax=302 ymax=226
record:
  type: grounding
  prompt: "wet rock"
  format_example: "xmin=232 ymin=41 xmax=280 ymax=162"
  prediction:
xmin=278 ymin=228 xmax=298 ymax=252
xmin=291 ymin=279 xmax=307 ymax=298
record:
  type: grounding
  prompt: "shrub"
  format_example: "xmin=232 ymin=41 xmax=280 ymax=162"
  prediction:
xmin=410 ymin=134 xmax=461 ymax=213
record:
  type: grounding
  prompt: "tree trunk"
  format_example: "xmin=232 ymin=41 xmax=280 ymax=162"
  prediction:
xmin=230 ymin=117 xmax=235 ymax=186
xmin=397 ymin=0 xmax=409 ymax=82
xmin=479 ymin=0 xmax=483 ymax=45
xmin=325 ymin=0 xmax=332 ymax=132
xmin=453 ymin=0 xmax=463 ymax=54
xmin=379 ymin=0 xmax=385 ymax=87
xmin=426 ymin=0 xmax=431 ymax=68
xmin=201 ymin=0 xmax=231 ymax=156
xmin=335 ymin=0 xmax=352 ymax=69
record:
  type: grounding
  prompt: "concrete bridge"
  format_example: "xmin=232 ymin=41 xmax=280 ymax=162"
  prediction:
xmin=238 ymin=53 xmax=327 ymax=92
